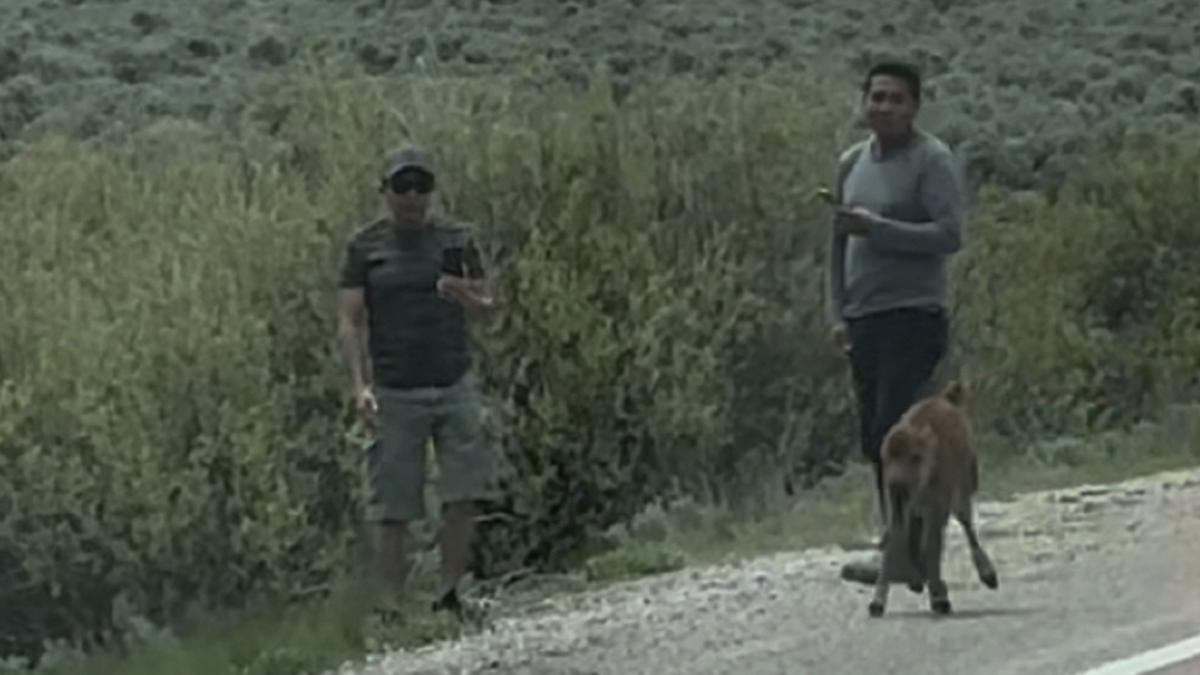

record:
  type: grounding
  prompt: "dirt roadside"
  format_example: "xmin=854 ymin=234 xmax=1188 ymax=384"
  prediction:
xmin=325 ymin=466 xmax=1200 ymax=675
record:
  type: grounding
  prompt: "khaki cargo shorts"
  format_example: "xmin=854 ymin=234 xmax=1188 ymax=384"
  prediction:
xmin=364 ymin=373 xmax=497 ymax=523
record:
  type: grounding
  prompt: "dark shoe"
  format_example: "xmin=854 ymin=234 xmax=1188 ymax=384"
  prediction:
xmin=841 ymin=559 xmax=881 ymax=586
xmin=433 ymin=587 xmax=489 ymax=625
xmin=432 ymin=588 xmax=465 ymax=619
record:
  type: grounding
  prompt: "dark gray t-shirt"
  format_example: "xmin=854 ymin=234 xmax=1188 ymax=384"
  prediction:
xmin=340 ymin=217 xmax=485 ymax=390
xmin=825 ymin=130 xmax=968 ymax=325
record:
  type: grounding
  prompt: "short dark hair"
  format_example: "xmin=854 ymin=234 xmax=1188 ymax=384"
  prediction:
xmin=863 ymin=61 xmax=922 ymax=102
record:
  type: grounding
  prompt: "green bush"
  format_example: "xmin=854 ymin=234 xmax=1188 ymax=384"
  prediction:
xmin=1 ymin=57 xmax=1199 ymax=662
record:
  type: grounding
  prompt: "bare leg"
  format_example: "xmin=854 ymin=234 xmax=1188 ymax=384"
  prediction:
xmin=438 ymin=501 xmax=479 ymax=596
xmin=954 ymin=499 xmax=999 ymax=590
xmin=376 ymin=521 xmax=410 ymax=610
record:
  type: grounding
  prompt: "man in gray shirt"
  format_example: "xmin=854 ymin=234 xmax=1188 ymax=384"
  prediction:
xmin=824 ymin=62 xmax=968 ymax=586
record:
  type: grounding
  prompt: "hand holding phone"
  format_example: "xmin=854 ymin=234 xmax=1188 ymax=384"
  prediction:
xmin=439 ymin=244 xmax=494 ymax=308
xmin=441 ymin=245 xmax=486 ymax=278
xmin=442 ymin=246 xmax=465 ymax=277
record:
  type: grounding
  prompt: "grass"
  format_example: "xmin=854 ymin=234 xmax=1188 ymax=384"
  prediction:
xmin=27 ymin=424 xmax=1197 ymax=675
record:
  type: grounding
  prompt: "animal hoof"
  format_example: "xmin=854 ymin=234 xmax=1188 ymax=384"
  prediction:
xmin=868 ymin=601 xmax=885 ymax=618
xmin=907 ymin=581 xmax=924 ymax=594
xmin=931 ymin=598 xmax=952 ymax=615
xmin=981 ymin=571 xmax=999 ymax=590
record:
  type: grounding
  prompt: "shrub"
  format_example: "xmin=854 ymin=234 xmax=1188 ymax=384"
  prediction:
xmin=1 ymin=57 xmax=1198 ymax=661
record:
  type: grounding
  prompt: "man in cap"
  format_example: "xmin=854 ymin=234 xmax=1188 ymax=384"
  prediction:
xmin=337 ymin=144 xmax=499 ymax=620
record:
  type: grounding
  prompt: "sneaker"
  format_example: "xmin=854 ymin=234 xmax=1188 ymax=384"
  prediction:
xmin=840 ymin=557 xmax=881 ymax=586
xmin=432 ymin=588 xmax=465 ymax=618
xmin=432 ymin=587 xmax=490 ymax=625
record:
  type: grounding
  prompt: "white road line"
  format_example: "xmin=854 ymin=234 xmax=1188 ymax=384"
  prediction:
xmin=1074 ymin=634 xmax=1200 ymax=675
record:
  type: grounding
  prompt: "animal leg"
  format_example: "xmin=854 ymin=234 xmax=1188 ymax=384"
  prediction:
xmin=954 ymin=497 xmax=998 ymax=590
xmin=922 ymin=513 xmax=951 ymax=615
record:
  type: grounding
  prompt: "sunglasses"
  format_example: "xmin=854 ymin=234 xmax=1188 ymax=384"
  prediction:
xmin=387 ymin=171 xmax=435 ymax=195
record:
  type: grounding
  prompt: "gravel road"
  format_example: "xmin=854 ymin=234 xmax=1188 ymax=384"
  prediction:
xmin=331 ymin=467 xmax=1200 ymax=675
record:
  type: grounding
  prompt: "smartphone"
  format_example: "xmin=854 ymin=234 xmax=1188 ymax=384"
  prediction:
xmin=441 ymin=245 xmax=485 ymax=279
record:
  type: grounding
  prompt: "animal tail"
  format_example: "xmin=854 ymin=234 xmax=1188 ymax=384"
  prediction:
xmin=941 ymin=379 xmax=967 ymax=407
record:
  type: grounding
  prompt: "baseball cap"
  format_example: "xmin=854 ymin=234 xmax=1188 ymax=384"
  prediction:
xmin=381 ymin=145 xmax=435 ymax=181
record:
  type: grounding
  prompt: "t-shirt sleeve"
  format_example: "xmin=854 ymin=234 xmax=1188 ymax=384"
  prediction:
xmin=339 ymin=236 xmax=368 ymax=289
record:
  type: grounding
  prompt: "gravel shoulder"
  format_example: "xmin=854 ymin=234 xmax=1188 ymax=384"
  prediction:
xmin=331 ymin=466 xmax=1200 ymax=675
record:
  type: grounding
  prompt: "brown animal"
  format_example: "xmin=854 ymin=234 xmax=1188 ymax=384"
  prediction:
xmin=868 ymin=380 xmax=999 ymax=617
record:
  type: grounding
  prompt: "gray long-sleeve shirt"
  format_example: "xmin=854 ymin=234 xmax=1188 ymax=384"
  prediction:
xmin=825 ymin=130 xmax=968 ymax=325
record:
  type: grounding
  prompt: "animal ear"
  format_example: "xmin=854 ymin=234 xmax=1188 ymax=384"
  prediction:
xmin=941 ymin=380 xmax=967 ymax=406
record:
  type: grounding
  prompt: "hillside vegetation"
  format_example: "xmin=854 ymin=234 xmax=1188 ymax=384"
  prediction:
xmin=1 ymin=0 xmax=1198 ymax=190
xmin=1 ymin=0 xmax=1200 ymax=668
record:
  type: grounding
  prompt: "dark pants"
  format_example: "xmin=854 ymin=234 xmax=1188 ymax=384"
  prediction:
xmin=846 ymin=307 xmax=949 ymax=506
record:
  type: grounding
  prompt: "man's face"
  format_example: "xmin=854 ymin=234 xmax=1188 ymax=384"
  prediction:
xmin=863 ymin=74 xmax=919 ymax=139
xmin=383 ymin=168 xmax=434 ymax=227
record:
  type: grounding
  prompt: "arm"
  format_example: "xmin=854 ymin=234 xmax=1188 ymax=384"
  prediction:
xmin=825 ymin=227 xmax=847 ymax=327
xmin=867 ymin=149 xmax=967 ymax=255
xmin=824 ymin=147 xmax=859 ymax=327
xmin=444 ymin=229 xmax=502 ymax=326
xmin=338 ymin=288 xmax=370 ymax=392
xmin=464 ymin=240 xmax=502 ymax=327
xmin=337 ymin=238 xmax=370 ymax=391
